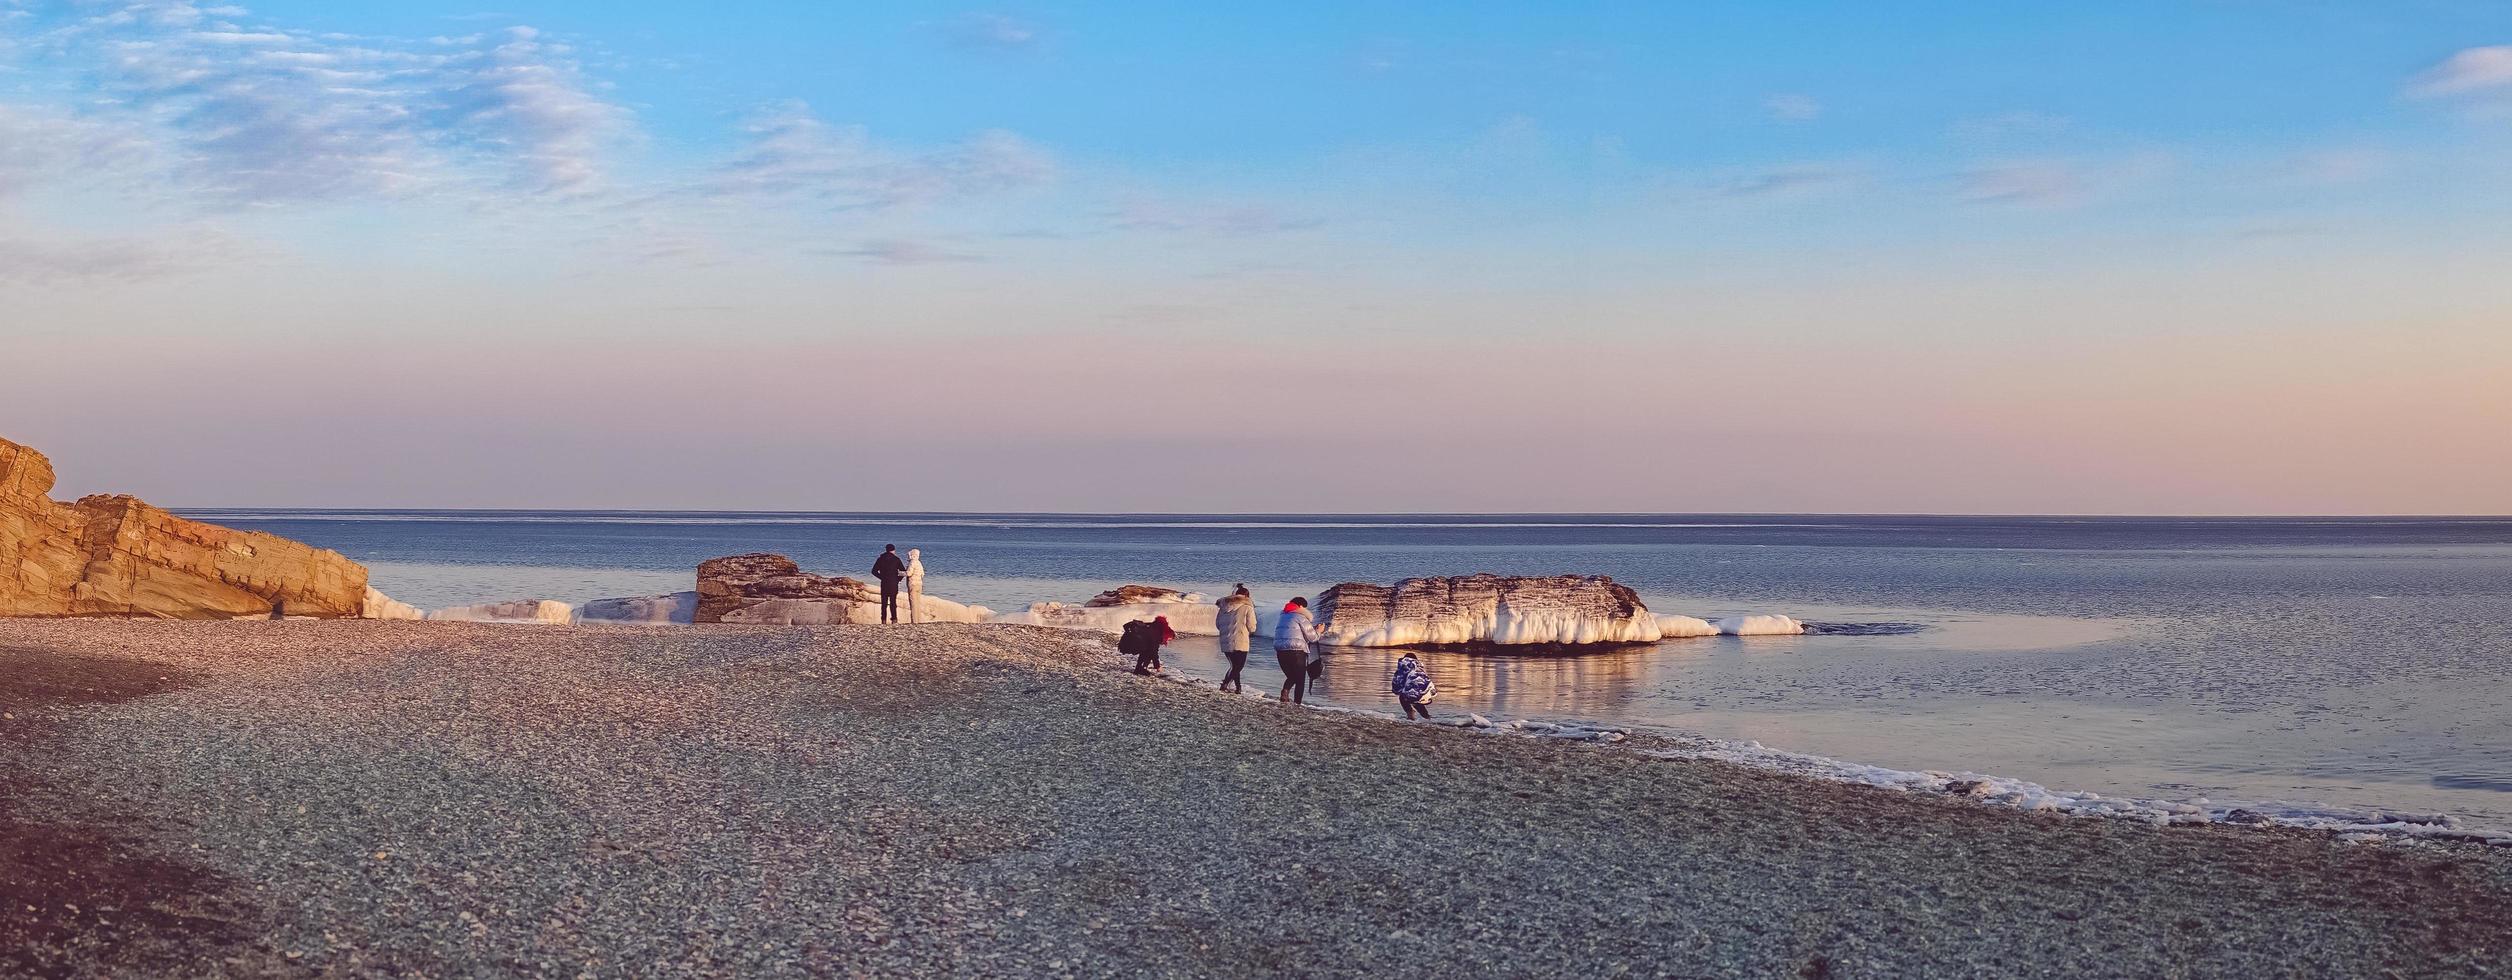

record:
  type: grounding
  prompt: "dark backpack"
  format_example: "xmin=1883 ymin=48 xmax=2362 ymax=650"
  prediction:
xmin=1118 ymin=620 xmax=1154 ymax=658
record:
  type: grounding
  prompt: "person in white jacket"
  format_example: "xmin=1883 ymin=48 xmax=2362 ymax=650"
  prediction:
xmin=1272 ymin=596 xmax=1324 ymax=705
xmin=902 ymin=548 xmax=926 ymax=624
xmin=1214 ymin=585 xmax=1259 ymax=693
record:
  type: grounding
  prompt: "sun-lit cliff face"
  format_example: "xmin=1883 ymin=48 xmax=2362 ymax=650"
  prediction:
xmin=0 ymin=436 xmax=369 ymax=619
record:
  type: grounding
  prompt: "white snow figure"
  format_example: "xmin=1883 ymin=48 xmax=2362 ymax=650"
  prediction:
xmin=903 ymin=548 xmax=926 ymax=624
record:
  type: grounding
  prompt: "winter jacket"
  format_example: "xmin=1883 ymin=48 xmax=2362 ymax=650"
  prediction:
xmin=872 ymin=551 xmax=907 ymax=584
xmin=1273 ymin=604 xmax=1321 ymax=654
xmin=1393 ymin=654 xmax=1434 ymax=701
xmin=1215 ymin=593 xmax=1259 ymax=653
xmin=903 ymin=549 xmax=925 ymax=585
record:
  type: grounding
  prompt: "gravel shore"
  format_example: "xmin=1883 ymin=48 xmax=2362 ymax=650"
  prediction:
xmin=4 ymin=619 xmax=2509 ymax=977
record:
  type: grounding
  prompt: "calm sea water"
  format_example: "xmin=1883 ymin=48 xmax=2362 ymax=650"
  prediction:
xmin=188 ymin=511 xmax=2512 ymax=829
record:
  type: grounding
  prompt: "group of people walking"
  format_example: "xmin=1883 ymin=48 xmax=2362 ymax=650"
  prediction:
xmin=870 ymin=548 xmax=1439 ymax=718
xmin=1162 ymin=583 xmax=1439 ymax=718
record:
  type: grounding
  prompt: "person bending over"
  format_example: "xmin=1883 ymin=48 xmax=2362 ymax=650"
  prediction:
xmin=1392 ymin=652 xmax=1437 ymax=720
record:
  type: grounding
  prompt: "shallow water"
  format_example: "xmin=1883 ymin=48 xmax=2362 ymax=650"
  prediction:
xmin=189 ymin=511 xmax=2512 ymax=830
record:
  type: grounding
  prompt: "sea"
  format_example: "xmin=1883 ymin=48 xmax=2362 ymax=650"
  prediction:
xmin=187 ymin=510 xmax=2512 ymax=831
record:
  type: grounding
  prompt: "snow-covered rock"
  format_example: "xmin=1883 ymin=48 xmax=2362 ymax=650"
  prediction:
xmin=580 ymin=591 xmax=697 ymax=624
xmin=360 ymin=587 xmax=424 ymax=621
xmin=988 ymin=584 xmax=1217 ymax=634
xmin=1654 ymin=614 xmax=1719 ymax=638
xmin=990 ymin=591 xmax=1220 ymax=635
xmin=1315 ymin=574 xmax=1663 ymax=647
xmin=1715 ymin=614 xmax=1805 ymax=636
xmin=427 ymin=599 xmax=577 ymax=625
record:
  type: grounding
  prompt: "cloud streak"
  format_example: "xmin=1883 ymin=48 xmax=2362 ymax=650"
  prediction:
xmin=697 ymin=102 xmax=1053 ymax=210
xmin=2408 ymin=45 xmax=2512 ymax=98
xmin=19 ymin=2 xmax=628 ymax=205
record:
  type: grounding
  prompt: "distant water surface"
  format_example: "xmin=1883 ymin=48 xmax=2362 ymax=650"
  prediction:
xmin=188 ymin=511 xmax=2512 ymax=829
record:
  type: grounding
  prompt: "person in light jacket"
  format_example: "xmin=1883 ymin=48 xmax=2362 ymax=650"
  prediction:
xmin=1214 ymin=585 xmax=1258 ymax=693
xmin=1273 ymin=597 xmax=1323 ymax=705
xmin=902 ymin=548 xmax=926 ymax=624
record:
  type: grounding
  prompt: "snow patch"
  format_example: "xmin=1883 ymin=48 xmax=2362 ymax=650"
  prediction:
xmin=990 ymin=600 xmax=1219 ymax=635
xmin=1715 ymin=614 xmax=1805 ymax=636
xmin=360 ymin=587 xmax=423 ymax=621
xmin=426 ymin=599 xmax=578 ymax=625
xmin=580 ymin=591 xmax=696 ymax=624
xmin=1654 ymin=614 xmax=1719 ymax=638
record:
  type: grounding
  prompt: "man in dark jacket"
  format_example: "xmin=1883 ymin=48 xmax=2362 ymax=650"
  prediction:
xmin=872 ymin=545 xmax=908 ymax=623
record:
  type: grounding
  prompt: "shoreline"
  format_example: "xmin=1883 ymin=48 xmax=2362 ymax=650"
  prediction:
xmin=5 ymin=619 xmax=2510 ymax=976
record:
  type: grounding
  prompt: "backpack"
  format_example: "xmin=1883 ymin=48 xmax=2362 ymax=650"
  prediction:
xmin=1118 ymin=620 xmax=1154 ymax=658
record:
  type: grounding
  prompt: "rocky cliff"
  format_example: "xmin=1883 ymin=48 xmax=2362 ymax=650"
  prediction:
xmin=1314 ymin=574 xmax=1664 ymax=647
xmin=1 ymin=437 xmax=370 ymax=619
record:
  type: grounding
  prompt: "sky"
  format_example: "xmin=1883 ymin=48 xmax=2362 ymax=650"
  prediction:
xmin=1 ymin=1 xmax=2508 ymax=513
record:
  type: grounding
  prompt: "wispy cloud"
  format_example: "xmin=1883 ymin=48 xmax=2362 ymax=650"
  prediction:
xmin=0 ymin=104 xmax=152 ymax=198
xmin=1762 ymin=93 xmax=1821 ymax=122
xmin=0 ymin=225 xmax=248 ymax=283
xmin=824 ymin=238 xmax=985 ymax=265
xmin=943 ymin=12 xmax=1041 ymax=52
xmin=1958 ymin=161 xmax=2086 ymax=207
xmin=427 ymin=26 xmax=627 ymax=194
xmin=1957 ymin=153 xmax=2175 ymax=208
xmin=1709 ymin=162 xmax=1864 ymax=199
xmin=2407 ymin=45 xmax=2512 ymax=98
xmin=17 ymin=3 xmax=628 ymax=205
xmin=695 ymin=101 xmax=1053 ymax=210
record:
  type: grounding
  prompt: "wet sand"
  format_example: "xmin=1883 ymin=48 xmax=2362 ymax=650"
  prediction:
xmin=2 ymin=619 xmax=2508 ymax=977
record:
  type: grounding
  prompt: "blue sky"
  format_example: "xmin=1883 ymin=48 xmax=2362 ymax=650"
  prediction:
xmin=3 ymin=1 xmax=2509 ymax=511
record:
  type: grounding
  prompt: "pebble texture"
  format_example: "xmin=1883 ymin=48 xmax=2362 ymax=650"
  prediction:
xmin=3 ymin=619 xmax=2510 ymax=978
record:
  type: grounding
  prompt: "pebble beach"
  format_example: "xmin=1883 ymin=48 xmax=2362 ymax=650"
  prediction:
xmin=5 ymin=619 xmax=2511 ymax=978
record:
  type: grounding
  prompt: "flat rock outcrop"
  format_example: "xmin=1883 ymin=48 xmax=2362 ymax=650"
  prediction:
xmin=1083 ymin=584 xmax=1201 ymax=607
xmin=580 ymin=591 xmax=699 ymax=625
xmin=694 ymin=553 xmax=882 ymax=625
xmin=693 ymin=554 xmax=995 ymax=625
xmin=1315 ymin=574 xmax=1663 ymax=647
xmin=2 ymin=437 xmax=369 ymax=619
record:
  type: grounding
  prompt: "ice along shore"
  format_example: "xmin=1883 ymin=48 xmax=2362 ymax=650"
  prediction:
xmin=4 ymin=618 xmax=2510 ymax=978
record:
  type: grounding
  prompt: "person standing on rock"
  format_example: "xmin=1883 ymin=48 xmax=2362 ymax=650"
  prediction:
xmin=903 ymin=548 xmax=926 ymax=624
xmin=1273 ymin=597 xmax=1324 ymax=705
xmin=1214 ymin=585 xmax=1258 ymax=693
xmin=872 ymin=545 xmax=908 ymax=624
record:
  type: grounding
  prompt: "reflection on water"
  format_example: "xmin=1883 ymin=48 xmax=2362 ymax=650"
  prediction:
xmin=287 ymin=512 xmax=2512 ymax=834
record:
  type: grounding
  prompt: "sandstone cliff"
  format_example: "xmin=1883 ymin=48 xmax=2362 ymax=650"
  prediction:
xmin=1 ymin=437 xmax=370 ymax=619
xmin=1314 ymin=574 xmax=1664 ymax=647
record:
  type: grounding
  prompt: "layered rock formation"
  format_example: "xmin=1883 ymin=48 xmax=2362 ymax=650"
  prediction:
xmin=991 ymin=584 xmax=1220 ymax=635
xmin=1084 ymin=585 xmax=1200 ymax=607
xmin=1315 ymin=574 xmax=1664 ymax=647
xmin=693 ymin=554 xmax=992 ymax=625
xmin=2 ymin=437 xmax=370 ymax=619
